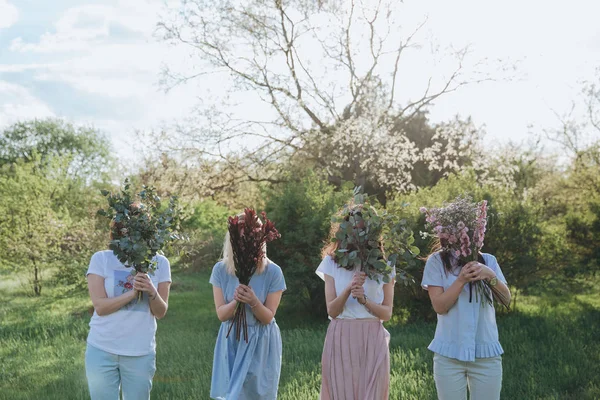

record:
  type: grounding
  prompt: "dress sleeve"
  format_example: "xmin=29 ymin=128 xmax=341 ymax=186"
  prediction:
xmin=268 ymin=265 xmax=287 ymax=293
xmin=209 ymin=262 xmax=224 ymax=288
xmin=316 ymin=256 xmax=335 ymax=281
xmin=421 ymin=253 xmax=444 ymax=290
xmin=485 ymin=254 xmax=507 ymax=284
xmin=86 ymin=252 xmax=105 ymax=278
xmin=157 ymin=256 xmax=172 ymax=283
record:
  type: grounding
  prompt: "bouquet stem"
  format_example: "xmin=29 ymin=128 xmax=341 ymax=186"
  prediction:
xmin=226 ymin=302 xmax=249 ymax=343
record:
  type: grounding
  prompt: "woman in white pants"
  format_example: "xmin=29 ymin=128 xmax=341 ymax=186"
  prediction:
xmin=422 ymin=249 xmax=511 ymax=400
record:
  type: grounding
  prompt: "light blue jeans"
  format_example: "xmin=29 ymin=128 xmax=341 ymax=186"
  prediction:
xmin=85 ymin=344 xmax=156 ymax=400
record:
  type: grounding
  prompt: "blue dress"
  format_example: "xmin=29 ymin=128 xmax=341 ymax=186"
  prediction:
xmin=209 ymin=261 xmax=287 ymax=400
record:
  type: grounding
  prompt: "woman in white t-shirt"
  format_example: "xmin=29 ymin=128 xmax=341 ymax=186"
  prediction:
xmin=85 ymin=215 xmax=172 ymax=400
xmin=316 ymin=206 xmax=395 ymax=400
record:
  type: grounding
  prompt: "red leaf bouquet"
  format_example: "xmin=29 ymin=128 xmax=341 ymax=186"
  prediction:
xmin=226 ymin=208 xmax=281 ymax=342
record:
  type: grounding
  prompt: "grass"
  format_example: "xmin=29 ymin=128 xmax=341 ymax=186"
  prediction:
xmin=1 ymin=270 xmax=599 ymax=400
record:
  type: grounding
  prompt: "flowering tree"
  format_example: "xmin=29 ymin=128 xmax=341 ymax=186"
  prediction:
xmin=157 ymin=0 xmax=499 ymax=193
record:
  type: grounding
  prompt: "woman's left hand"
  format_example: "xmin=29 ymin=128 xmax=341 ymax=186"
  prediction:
xmin=351 ymin=285 xmax=365 ymax=303
xmin=464 ymin=262 xmax=495 ymax=281
xmin=133 ymin=273 xmax=157 ymax=298
xmin=235 ymin=284 xmax=260 ymax=307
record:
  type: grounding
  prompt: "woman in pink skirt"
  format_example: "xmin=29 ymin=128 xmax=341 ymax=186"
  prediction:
xmin=316 ymin=206 xmax=395 ymax=400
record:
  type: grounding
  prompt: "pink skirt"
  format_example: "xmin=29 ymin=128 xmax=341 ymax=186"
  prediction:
xmin=320 ymin=319 xmax=390 ymax=400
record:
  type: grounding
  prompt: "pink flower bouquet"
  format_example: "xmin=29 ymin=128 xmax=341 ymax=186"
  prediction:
xmin=421 ymin=196 xmax=509 ymax=309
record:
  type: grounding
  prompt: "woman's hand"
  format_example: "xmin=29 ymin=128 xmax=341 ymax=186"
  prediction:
xmin=234 ymin=284 xmax=260 ymax=307
xmin=348 ymin=271 xmax=366 ymax=289
xmin=348 ymin=271 xmax=367 ymax=299
xmin=351 ymin=285 xmax=365 ymax=303
xmin=462 ymin=261 xmax=496 ymax=282
xmin=133 ymin=273 xmax=157 ymax=298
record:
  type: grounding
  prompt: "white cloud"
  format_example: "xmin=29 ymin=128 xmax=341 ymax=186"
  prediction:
xmin=9 ymin=2 xmax=161 ymax=53
xmin=0 ymin=81 xmax=55 ymax=127
xmin=0 ymin=0 xmax=18 ymax=29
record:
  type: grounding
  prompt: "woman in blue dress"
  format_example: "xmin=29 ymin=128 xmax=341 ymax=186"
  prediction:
xmin=209 ymin=224 xmax=287 ymax=399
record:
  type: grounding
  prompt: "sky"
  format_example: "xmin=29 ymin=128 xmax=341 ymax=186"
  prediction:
xmin=1 ymin=0 xmax=600 ymax=161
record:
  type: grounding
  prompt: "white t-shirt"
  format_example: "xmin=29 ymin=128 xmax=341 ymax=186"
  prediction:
xmin=86 ymin=250 xmax=172 ymax=356
xmin=316 ymin=255 xmax=395 ymax=320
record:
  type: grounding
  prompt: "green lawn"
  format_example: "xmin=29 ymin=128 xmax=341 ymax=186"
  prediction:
xmin=1 ymin=270 xmax=599 ymax=399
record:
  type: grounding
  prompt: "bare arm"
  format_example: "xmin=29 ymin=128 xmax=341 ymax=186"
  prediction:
xmin=88 ymin=274 xmax=137 ymax=316
xmin=428 ymin=280 xmax=466 ymax=315
xmin=133 ymin=273 xmax=170 ymax=319
xmin=490 ymin=280 xmax=511 ymax=304
xmin=149 ymin=282 xmax=170 ymax=319
xmin=324 ymin=275 xmax=352 ymax=319
xmin=236 ymin=285 xmax=283 ymax=325
xmin=355 ymin=280 xmax=395 ymax=321
xmin=428 ymin=262 xmax=485 ymax=314
xmin=213 ymin=286 xmax=237 ymax=322
xmin=324 ymin=273 xmax=366 ymax=319
xmin=471 ymin=262 xmax=512 ymax=304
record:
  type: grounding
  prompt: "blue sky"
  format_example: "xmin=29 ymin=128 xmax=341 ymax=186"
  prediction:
xmin=1 ymin=0 xmax=600 ymax=160
xmin=0 ymin=0 xmax=198 ymax=159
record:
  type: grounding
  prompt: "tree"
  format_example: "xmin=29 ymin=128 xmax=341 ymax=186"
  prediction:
xmin=264 ymin=170 xmax=351 ymax=318
xmin=0 ymin=119 xmax=114 ymax=182
xmin=157 ymin=0 xmax=497 ymax=193
xmin=0 ymin=159 xmax=67 ymax=295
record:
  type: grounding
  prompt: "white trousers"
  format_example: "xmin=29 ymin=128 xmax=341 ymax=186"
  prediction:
xmin=433 ymin=353 xmax=502 ymax=400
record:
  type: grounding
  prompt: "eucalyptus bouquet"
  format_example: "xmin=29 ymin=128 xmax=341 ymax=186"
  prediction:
xmin=97 ymin=179 xmax=185 ymax=302
xmin=331 ymin=187 xmax=420 ymax=284
xmin=226 ymin=208 xmax=280 ymax=342
xmin=420 ymin=196 xmax=510 ymax=309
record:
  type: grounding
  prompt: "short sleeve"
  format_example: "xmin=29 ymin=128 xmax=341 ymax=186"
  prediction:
xmin=157 ymin=256 xmax=172 ymax=283
xmin=209 ymin=262 xmax=223 ymax=288
xmin=268 ymin=264 xmax=287 ymax=293
xmin=485 ymin=254 xmax=507 ymax=284
xmin=316 ymin=256 xmax=335 ymax=281
xmin=86 ymin=252 xmax=105 ymax=277
xmin=421 ymin=253 xmax=444 ymax=290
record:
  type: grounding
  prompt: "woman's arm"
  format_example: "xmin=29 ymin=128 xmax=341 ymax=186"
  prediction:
xmin=88 ymin=274 xmax=137 ymax=316
xmin=427 ymin=264 xmax=478 ymax=315
xmin=149 ymin=282 xmax=170 ymax=319
xmin=133 ymin=273 xmax=170 ymax=319
xmin=255 ymin=291 xmax=283 ymax=324
xmin=469 ymin=262 xmax=512 ymax=304
xmin=213 ymin=286 xmax=237 ymax=322
xmin=354 ymin=280 xmax=395 ymax=321
xmin=324 ymin=273 xmax=365 ymax=319
xmin=236 ymin=285 xmax=283 ymax=325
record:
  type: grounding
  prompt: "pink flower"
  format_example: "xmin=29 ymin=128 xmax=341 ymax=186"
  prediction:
xmin=419 ymin=207 xmax=427 ymax=214
xmin=124 ymin=282 xmax=133 ymax=290
xmin=454 ymin=250 xmax=461 ymax=258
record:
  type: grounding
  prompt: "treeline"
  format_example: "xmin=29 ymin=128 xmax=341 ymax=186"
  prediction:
xmin=1 ymin=117 xmax=598 ymax=321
